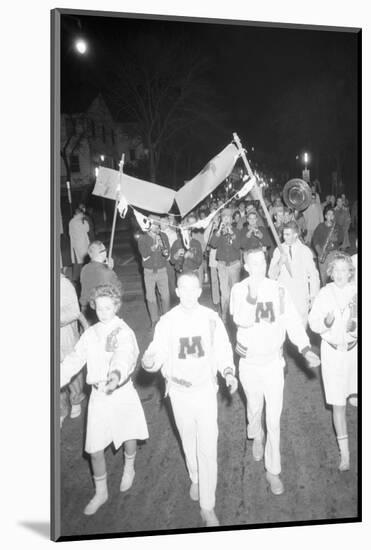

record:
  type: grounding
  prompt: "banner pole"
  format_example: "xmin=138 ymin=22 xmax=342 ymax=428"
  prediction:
xmin=66 ymin=180 xmax=73 ymax=218
xmin=232 ymin=132 xmax=292 ymax=277
xmin=107 ymin=154 xmax=125 ymax=263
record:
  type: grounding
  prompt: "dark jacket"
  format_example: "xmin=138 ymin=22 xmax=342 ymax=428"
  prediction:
xmin=210 ymin=228 xmax=243 ymax=264
xmin=138 ymin=232 xmax=170 ymax=271
xmin=80 ymin=261 xmax=121 ymax=308
xmin=240 ymin=226 xmax=273 ymax=251
xmin=170 ymin=237 xmax=203 ymax=272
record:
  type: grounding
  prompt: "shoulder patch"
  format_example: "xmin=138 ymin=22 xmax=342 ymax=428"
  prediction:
xmin=105 ymin=326 xmax=123 ymax=352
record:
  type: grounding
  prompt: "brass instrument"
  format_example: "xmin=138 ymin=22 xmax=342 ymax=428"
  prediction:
xmin=177 ymin=251 xmax=185 ymax=273
xmin=319 ymin=222 xmax=336 ymax=263
xmin=155 ymin=233 xmax=169 ymax=257
xmin=176 ymin=228 xmax=189 ymax=273
xmin=282 ymin=178 xmax=312 ymax=212
xmin=217 ymin=220 xmax=234 ymax=245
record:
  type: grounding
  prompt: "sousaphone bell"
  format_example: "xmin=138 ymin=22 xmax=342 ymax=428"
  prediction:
xmin=282 ymin=178 xmax=312 ymax=211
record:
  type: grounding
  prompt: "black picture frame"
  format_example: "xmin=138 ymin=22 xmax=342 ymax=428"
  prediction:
xmin=51 ymin=7 xmax=361 ymax=542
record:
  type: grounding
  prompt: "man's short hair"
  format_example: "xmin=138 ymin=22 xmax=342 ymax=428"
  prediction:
xmin=283 ymin=221 xmax=299 ymax=234
xmin=88 ymin=240 xmax=105 ymax=258
xmin=176 ymin=271 xmax=200 ymax=287
xmin=324 ymin=205 xmax=335 ymax=217
xmin=243 ymin=247 xmax=265 ymax=264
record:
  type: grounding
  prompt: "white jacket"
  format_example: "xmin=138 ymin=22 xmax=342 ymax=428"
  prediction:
xmin=230 ymin=277 xmax=310 ymax=366
xmin=308 ymin=282 xmax=357 ymax=348
xmin=61 ymin=316 xmax=139 ymax=388
xmin=146 ymin=304 xmax=235 ymax=391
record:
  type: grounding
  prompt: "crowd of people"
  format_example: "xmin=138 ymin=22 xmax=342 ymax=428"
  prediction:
xmin=60 ymin=181 xmax=358 ymax=528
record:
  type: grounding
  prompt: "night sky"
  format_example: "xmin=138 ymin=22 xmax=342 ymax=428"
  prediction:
xmin=60 ymin=12 xmax=360 ymax=197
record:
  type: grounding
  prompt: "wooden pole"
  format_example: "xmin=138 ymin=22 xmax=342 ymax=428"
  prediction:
xmin=232 ymin=133 xmax=292 ymax=277
xmin=107 ymin=154 xmax=125 ymax=263
xmin=66 ymin=180 xmax=73 ymax=218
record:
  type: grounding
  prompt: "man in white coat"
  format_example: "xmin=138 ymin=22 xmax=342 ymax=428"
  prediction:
xmin=268 ymin=221 xmax=320 ymax=325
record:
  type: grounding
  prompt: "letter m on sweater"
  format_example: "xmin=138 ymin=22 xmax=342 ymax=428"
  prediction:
xmin=178 ymin=336 xmax=205 ymax=359
xmin=255 ymin=301 xmax=275 ymax=323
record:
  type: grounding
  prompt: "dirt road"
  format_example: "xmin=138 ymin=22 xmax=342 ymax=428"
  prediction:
xmin=59 ymin=288 xmax=358 ymax=538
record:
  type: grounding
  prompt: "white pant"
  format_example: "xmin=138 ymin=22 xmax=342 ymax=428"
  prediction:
xmin=239 ymin=358 xmax=284 ymax=475
xmin=169 ymin=383 xmax=218 ymax=510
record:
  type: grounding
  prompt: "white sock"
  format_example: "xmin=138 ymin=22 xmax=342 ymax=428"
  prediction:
xmin=84 ymin=473 xmax=108 ymax=515
xmin=120 ymin=452 xmax=136 ymax=492
xmin=337 ymin=435 xmax=350 ymax=471
xmin=124 ymin=451 xmax=136 ymax=472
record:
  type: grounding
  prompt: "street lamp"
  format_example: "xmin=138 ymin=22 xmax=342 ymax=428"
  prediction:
xmin=74 ymin=38 xmax=88 ymax=55
xmin=303 ymin=152 xmax=309 ymax=170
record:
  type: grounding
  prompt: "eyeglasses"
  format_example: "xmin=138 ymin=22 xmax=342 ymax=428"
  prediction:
xmin=98 ymin=248 xmax=107 ymax=254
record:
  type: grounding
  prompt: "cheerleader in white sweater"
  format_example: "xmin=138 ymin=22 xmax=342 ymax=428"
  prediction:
xmin=309 ymin=253 xmax=357 ymax=471
xmin=142 ymin=272 xmax=238 ymax=527
xmin=230 ymin=248 xmax=320 ymax=496
xmin=60 ymin=285 xmax=149 ymax=515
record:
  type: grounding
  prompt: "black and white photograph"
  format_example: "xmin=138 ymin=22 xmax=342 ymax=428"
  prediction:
xmin=51 ymin=6 xmax=360 ymax=543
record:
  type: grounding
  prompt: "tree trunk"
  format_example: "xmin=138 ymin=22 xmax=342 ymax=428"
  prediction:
xmin=148 ymin=145 xmax=156 ymax=183
xmin=173 ymin=154 xmax=178 ymax=189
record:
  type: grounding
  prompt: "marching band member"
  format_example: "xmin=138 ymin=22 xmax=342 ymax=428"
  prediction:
xmin=170 ymin=214 xmax=203 ymax=282
xmin=240 ymin=210 xmax=273 ymax=260
xmin=312 ymin=207 xmax=343 ymax=285
xmin=137 ymin=215 xmax=170 ymax=328
xmin=209 ymin=208 xmax=243 ymax=323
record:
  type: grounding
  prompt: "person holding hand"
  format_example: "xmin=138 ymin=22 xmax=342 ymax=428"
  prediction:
xmin=60 ymin=285 xmax=149 ymax=515
xmin=230 ymin=248 xmax=320 ymax=496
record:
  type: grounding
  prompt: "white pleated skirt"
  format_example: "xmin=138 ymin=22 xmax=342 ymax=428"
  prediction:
xmin=321 ymin=340 xmax=357 ymax=406
xmin=85 ymin=380 xmax=149 ymax=454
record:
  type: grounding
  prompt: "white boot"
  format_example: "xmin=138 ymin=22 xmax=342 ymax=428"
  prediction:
xmin=349 ymin=396 xmax=358 ymax=407
xmin=266 ymin=471 xmax=284 ymax=495
xmin=337 ymin=435 xmax=350 ymax=471
xmin=120 ymin=451 xmax=136 ymax=492
xmin=83 ymin=473 xmax=108 ymax=515
xmin=189 ymin=482 xmax=199 ymax=501
xmin=252 ymin=433 xmax=265 ymax=462
xmin=200 ymin=508 xmax=220 ymax=527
